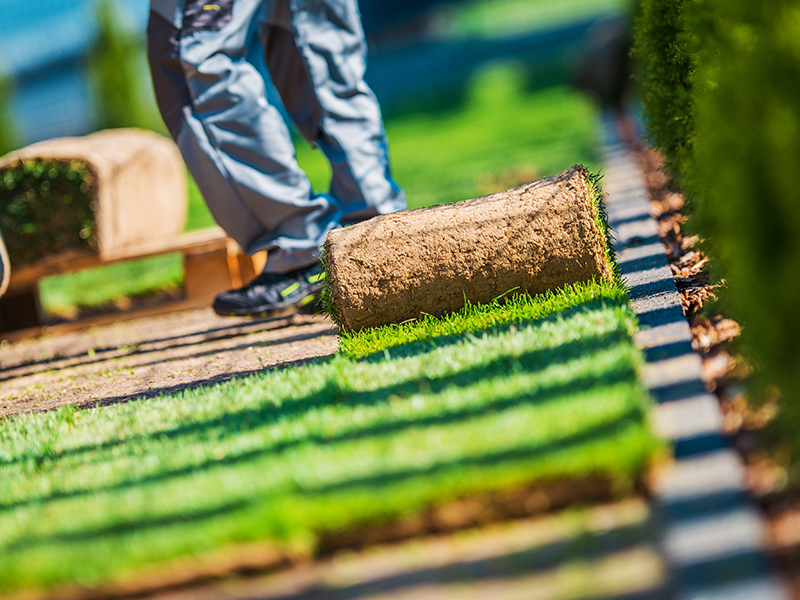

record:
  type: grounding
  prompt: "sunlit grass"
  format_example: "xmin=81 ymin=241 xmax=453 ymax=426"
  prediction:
xmin=0 ymin=296 xmax=658 ymax=593
xmin=37 ymin=253 xmax=183 ymax=319
xmin=297 ymin=66 xmax=601 ymax=210
xmin=339 ymin=279 xmax=624 ymax=360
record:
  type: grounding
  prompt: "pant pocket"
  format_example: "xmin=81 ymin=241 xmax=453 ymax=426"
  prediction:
xmin=183 ymin=0 xmax=234 ymax=32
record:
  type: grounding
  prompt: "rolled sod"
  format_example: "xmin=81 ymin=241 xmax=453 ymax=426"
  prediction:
xmin=323 ymin=165 xmax=614 ymax=332
xmin=0 ymin=129 xmax=186 ymax=267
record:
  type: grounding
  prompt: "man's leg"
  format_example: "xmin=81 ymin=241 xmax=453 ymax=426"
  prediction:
xmin=147 ymin=0 xmax=343 ymax=275
xmin=262 ymin=0 xmax=406 ymax=225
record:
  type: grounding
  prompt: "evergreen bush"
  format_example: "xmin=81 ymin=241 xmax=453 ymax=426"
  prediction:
xmin=87 ymin=0 xmax=149 ymax=130
xmin=632 ymin=0 xmax=698 ymax=185
xmin=0 ymin=71 xmax=19 ymax=157
xmin=692 ymin=0 xmax=800 ymax=459
xmin=635 ymin=0 xmax=800 ymax=462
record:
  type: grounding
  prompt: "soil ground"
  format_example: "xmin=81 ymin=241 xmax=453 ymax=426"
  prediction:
xmin=0 ymin=310 xmax=338 ymax=418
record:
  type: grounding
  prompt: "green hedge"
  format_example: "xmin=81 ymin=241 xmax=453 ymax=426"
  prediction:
xmin=635 ymin=0 xmax=800 ymax=461
xmin=632 ymin=0 xmax=700 ymax=186
xmin=0 ymin=160 xmax=97 ymax=266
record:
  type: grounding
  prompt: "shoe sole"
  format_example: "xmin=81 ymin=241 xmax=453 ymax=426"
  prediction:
xmin=213 ymin=291 xmax=321 ymax=318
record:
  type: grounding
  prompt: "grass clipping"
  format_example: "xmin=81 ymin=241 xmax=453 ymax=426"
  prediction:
xmin=322 ymin=165 xmax=615 ymax=332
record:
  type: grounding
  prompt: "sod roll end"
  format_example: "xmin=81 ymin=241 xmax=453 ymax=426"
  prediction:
xmin=0 ymin=128 xmax=187 ymax=266
xmin=324 ymin=165 xmax=613 ymax=332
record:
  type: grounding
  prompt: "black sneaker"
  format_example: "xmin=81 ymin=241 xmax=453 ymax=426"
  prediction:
xmin=212 ymin=262 xmax=326 ymax=317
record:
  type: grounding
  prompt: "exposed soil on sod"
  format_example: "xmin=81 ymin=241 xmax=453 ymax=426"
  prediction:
xmin=148 ymin=499 xmax=663 ymax=600
xmin=0 ymin=309 xmax=338 ymax=417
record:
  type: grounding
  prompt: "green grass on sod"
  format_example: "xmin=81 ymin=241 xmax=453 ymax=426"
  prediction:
xmin=0 ymin=291 xmax=658 ymax=593
xmin=339 ymin=279 xmax=624 ymax=360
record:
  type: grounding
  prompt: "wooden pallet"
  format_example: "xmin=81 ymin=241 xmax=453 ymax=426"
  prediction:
xmin=1 ymin=227 xmax=266 ymax=340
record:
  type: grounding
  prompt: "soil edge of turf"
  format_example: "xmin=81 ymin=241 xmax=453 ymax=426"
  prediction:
xmin=6 ymin=474 xmax=633 ymax=600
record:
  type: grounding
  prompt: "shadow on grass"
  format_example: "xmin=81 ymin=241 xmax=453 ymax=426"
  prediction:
xmin=356 ymin=296 xmax=628 ymax=363
xmin=1 ymin=330 xmax=637 ymax=513
xmin=370 ymin=16 xmax=603 ymax=119
xmin=4 ymin=406 xmax=643 ymax=551
xmin=1 ymin=321 xmax=628 ymax=467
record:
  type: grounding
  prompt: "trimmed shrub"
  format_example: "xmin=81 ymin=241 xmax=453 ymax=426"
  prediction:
xmin=692 ymin=0 xmax=800 ymax=459
xmin=87 ymin=0 xmax=148 ymax=130
xmin=632 ymin=0 xmax=698 ymax=185
xmin=0 ymin=160 xmax=97 ymax=266
xmin=635 ymin=0 xmax=800 ymax=462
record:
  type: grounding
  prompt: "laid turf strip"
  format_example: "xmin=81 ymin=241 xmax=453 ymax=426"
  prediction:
xmin=339 ymin=279 xmax=625 ymax=359
xmin=0 ymin=290 xmax=658 ymax=593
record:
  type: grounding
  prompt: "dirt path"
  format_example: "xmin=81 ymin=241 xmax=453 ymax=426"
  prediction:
xmin=0 ymin=309 xmax=338 ymax=418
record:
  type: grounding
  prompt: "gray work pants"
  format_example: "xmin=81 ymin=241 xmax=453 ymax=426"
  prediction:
xmin=147 ymin=0 xmax=406 ymax=274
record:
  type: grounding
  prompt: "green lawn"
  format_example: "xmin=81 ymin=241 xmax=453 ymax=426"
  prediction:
xmin=297 ymin=65 xmax=602 ymax=210
xmin=38 ymin=63 xmax=601 ymax=317
xmin=436 ymin=0 xmax=632 ymax=39
xmin=38 ymin=253 xmax=184 ymax=320
xmin=0 ymin=288 xmax=658 ymax=593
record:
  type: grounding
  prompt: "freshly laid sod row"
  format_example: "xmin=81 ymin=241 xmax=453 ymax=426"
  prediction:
xmin=0 ymin=289 xmax=658 ymax=594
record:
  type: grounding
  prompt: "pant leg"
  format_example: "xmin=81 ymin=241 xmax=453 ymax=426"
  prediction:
xmin=263 ymin=0 xmax=406 ymax=223
xmin=147 ymin=0 xmax=343 ymax=274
